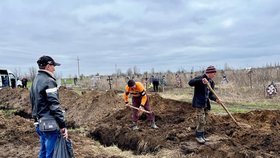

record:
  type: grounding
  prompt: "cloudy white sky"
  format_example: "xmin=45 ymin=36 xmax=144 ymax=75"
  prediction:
xmin=0 ymin=0 xmax=280 ymax=77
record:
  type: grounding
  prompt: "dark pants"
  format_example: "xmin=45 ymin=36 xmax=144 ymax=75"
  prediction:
xmin=36 ymin=126 xmax=60 ymax=158
xmin=132 ymin=96 xmax=155 ymax=122
xmin=153 ymin=81 xmax=159 ymax=92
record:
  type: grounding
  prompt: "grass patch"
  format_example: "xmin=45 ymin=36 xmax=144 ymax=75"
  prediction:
xmin=0 ymin=109 xmax=17 ymax=117
xmin=159 ymin=87 xmax=280 ymax=115
xmin=62 ymin=78 xmax=74 ymax=85
xmin=72 ymin=88 xmax=83 ymax=96
xmin=211 ymin=103 xmax=251 ymax=114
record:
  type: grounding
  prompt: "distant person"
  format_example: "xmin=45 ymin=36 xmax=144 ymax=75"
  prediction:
xmin=175 ymin=74 xmax=182 ymax=88
xmin=73 ymin=76 xmax=78 ymax=85
xmin=17 ymin=78 xmax=23 ymax=88
xmin=21 ymin=77 xmax=28 ymax=88
xmin=160 ymin=75 xmax=167 ymax=92
xmin=30 ymin=55 xmax=68 ymax=158
xmin=2 ymin=76 xmax=9 ymax=87
xmin=188 ymin=66 xmax=222 ymax=144
xmin=124 ymin=79 xmax=158 ymax=130
xmin=152 ymin=75 xmax=160 ymax=92
xmin=222 ymin=74 xmax=228 ymax=83
xmin=221 ymin=71 xmax=228 ymax=84
xmin=160 ymin=75 xmax=167 ymax=86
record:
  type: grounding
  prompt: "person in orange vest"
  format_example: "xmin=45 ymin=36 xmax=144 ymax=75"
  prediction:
xmin=124 ymin=79 xmax=158 ymax=130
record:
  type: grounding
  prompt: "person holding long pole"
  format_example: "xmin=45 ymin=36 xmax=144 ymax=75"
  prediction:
xmin=188 ymin=66 xmax=222 ymax=144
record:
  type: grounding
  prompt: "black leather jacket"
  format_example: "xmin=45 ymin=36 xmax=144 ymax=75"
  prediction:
xmin=188 ymin=74 xmax=217 ymax=110
xmin=30 ymin=70 xmax=66 ymax=129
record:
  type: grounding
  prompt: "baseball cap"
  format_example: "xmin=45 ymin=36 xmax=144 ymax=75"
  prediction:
xmin=37 ymin=55 xmax=61 ymax=67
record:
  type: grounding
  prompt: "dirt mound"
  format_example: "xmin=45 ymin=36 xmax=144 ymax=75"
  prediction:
xmin=1 ymin=87 xmax=280 ymax=157
xmin=0 ymin=87 xmax=124 ymax=127
xmin=0 ymin=113 xmax=38 ymax=158
xmin=60 ymin=88 xmax=124 ymax=127
xmin=0 ymin=88 xmax=126 ymax=158
xmin=0 ymin=88 xmax=31 ymax=114
xmin=91 ymin=94 xmax=280 ymax=157
xmin=0 ymin=112 xmax=130 ymax=158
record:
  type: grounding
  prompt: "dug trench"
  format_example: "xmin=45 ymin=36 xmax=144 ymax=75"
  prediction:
xmin=0 ymin=87 xmax=280 ymax=157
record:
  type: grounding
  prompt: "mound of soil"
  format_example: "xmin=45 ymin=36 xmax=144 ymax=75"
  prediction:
xmin=0 ymin=113 xmax=37 ymax=158
xmin=0 ymin=88 xmax=31 ymax=116
xmin=0 ymin=88 xmax=125 ymax=158
xmin=90 ymin=94 xmax=280 ymax=157
xmin=59 ymin=87 xmax=124 ymax=127
xmin=0 ymin=87 xmax=124 ymax=127
xmin=0 ymin=88 xmax=280 ymax=157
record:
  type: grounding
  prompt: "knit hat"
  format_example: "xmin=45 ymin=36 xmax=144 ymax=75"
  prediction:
xmin=127 ymin=80 xmax=136 ymax=87
xmin=205 ymin=66 xmax=216 ymax=74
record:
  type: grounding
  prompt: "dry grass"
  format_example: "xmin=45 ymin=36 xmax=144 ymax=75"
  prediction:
xmin=81 ymin=139 xmax=184 ymax=158
xmin=159 ymin=82 xmax=280 ymax=115
xmin=73 ymin=67 xmax=280 ymax=114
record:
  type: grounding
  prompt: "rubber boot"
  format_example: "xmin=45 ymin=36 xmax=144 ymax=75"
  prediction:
xmin=195 ymin=131 xmax=205 ymax=144
xmin=151 ymin=121 xmax=159 ymax=129
xmin=131 ymin=122 xmax=139 ymax=130
xmin=202 ymin=132 xmax=210 ymax=141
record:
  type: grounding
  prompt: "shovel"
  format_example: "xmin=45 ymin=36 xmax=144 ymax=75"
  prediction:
xmin=207 ymin=83 xmax=251 ymax=128
xmin=126 ymin=104 xmax=151 ymax=114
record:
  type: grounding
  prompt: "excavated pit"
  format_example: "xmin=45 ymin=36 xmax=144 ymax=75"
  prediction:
xmin=0 ymin=87 xmax=279 ymax=157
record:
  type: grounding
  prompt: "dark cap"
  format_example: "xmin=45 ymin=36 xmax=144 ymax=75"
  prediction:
xmin=127 ymin=80 xmax=136 ymax=87
xmin=37 ymin=55 xmax=61 ymax=67
xmin=205 ymin=65 xmax=216 ymax=74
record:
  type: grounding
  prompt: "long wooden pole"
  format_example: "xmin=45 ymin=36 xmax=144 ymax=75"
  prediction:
xmin=207 ymin=83 xmax=239 ymax=126
xmin=126 ymin=105 xmax=151 ymax=114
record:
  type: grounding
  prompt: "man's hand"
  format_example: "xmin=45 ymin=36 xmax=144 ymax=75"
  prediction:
xmin=216 ymin=98 xmax=223 ymax=105
xmin=139 ymin=105 xmax=145 ymax=111
xmin=202 ymin=78 xmax=208 ymax=84
xmin=60 ymin=128 xmax=68 ymax=139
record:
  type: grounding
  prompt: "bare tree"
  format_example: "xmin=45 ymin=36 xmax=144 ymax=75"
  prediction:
xmin=12 ymin=67 xmax=22 ymax=79
xmin=29 ymin=67 xmax=37 ymax=81
xmin=133 ymin=66 xmax=140 ymax=75
xmin=116 ymin=68 xmax=122 ymax=77
xmin=127 ymin=68 xmax=133 ymax=77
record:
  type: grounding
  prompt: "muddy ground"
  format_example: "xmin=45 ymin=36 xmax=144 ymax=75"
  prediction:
xmin=0 ymin=87 xmax=279 ymax=158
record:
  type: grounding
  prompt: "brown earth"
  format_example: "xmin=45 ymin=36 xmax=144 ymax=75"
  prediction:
xmin=0 ymin=87 xmax=279 ymax=158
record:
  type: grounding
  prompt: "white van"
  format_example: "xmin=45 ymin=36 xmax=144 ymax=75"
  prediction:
xmin=0 ymin=69 xmax=16 ymax=88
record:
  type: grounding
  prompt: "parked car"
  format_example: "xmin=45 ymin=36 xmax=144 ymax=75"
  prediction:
xmin=0 ymin=69 xmax=16 ymax=89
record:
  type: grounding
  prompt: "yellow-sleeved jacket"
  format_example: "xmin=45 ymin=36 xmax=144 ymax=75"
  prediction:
xmin=123 ymin=82 xmax=147 ymax=106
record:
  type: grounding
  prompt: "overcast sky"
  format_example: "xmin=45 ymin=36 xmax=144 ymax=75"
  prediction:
xmin=0 ymin=0 xmax=280 ymax=77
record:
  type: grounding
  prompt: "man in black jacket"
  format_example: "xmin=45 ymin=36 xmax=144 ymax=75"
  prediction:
xmin=30 ymin=55 xmax=68 ymax=158
xmin=188 ymin=66 xmax=222 ymax=144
